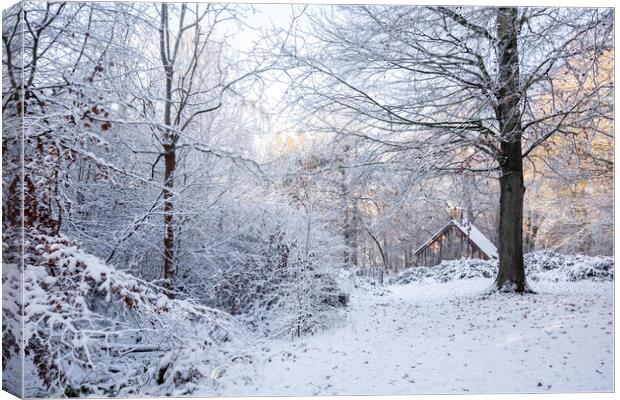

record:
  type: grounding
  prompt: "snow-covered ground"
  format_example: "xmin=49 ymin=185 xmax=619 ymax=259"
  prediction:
xmin=218 ymin=277 xmax=613 ymax=395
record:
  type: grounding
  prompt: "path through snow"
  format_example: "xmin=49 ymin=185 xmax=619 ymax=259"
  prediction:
xmin=220 ymin=278 xmax=613 ymax=395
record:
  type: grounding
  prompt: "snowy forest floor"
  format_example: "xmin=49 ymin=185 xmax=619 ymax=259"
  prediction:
xmin=220 ymin=278 xmax=613 ymax=396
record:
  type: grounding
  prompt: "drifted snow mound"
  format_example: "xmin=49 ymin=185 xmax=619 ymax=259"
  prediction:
xmin=389 ymin=251 xmax=613 ymax=285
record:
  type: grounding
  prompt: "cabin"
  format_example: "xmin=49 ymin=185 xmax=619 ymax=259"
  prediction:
xmin=413 ymin=211 xmax=498 ymax=267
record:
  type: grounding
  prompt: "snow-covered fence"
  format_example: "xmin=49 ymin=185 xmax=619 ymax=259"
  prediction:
xmin=356 ymin=267 xmax=385 ymax=285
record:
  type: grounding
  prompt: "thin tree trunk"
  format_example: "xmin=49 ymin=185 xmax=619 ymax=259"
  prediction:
xmin=160 ymin=3 xmax=176 ymax=294
xmin=493 ymin=7 xmax=529 ymax=293
xmin=339 ymin=165 xmax=358 ymax=266
xmin=162 ymin=145 xmax=176 ymax=288
xmin=364 ymin=226 xmax=388 ymax=270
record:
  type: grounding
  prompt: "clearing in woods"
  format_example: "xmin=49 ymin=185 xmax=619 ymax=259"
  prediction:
xmin=221 ymin=278 xmax=613 ymax=395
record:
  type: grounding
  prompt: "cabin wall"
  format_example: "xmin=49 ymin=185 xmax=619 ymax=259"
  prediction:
xmin=414 ymin=225 xmax=489 ymax=267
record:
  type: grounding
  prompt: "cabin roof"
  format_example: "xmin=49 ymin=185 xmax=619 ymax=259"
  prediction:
xmin=414 ymin=220 xmax=498 ymax=260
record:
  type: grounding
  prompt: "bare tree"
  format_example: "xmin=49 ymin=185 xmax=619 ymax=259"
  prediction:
xmin=149 ymin=3 xmax=269 ymax=292
xmin=280 ymin=5 xmax=613 ymax=292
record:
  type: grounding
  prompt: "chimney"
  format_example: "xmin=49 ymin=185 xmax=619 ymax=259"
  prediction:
xmin=449 ymin=207 xmax=462 ymax=222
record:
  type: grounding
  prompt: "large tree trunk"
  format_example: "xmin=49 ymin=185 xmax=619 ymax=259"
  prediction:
xmin=496 ymin=141 xmax=527 ymax=291
xmin=493 ymin=7 xmax=529 ymax=292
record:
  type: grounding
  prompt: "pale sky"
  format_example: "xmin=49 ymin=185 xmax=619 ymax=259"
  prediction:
xmin=235 ymin=4 xmax=301 ymax=51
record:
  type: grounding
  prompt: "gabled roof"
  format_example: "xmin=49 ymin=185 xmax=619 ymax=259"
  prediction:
xmin=414 ymin=220 xmax=498 ymax=260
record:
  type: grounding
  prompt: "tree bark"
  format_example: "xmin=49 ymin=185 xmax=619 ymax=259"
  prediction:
xmin=160 ymin=3 xmax=176 ymax=294
xmin=496 ymin=141 xmax=527 ymax=291
xmin=162 ymin=145 xmax=176 ymax=290
xmin=339 ymin=165 xmax=358 ymax=266
xmin=493 ymin=7 xmax=529 ymax=292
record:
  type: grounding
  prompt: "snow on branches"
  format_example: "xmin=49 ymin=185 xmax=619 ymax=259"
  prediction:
xmin=7 ymin=233 xmax=243 ymax=396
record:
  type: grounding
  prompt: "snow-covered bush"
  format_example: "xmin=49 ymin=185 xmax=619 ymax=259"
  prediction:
xmin=389 ymin=259 xmax=497 ymax=285
xmin=198 ymin=203 xmax=349 ymax=339
xmin=389 ymin=251 xmax=613 ymax=285
xmin=7 ymin=233 xmax=247 ymax=397
xmin=525 ymin=250 xmax=613 ymax=282
xmin=2 ymin=246 xmax=22 ymax=396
